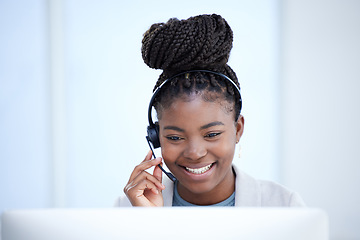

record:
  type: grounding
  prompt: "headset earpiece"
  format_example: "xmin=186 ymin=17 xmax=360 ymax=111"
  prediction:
xmin=147 ymin=122 xmax=160 ymax=149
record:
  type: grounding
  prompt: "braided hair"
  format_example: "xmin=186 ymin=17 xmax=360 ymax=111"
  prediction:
xmin=142 ymin=14 xmax=241 ymax=121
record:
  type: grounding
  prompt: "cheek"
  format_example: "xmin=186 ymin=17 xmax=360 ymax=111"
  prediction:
xmin=160 ymin=142 xmax=179 ymax=164
xmin=213 ymin=140 xmax=236 ymax=162
xmin=212 ymin=132 xmax=237 ymax=162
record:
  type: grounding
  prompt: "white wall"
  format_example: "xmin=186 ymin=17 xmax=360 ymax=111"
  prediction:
xmin=0 ymin=0 xmax=51 ymax=211
xmin=1 ymin=0 xmax=280 ymax=209
xmin=64 ymin=0 xmax=281 ymax=206
xmin=4 ymin=0 xmax=359 ymax=239
xmin=281 ymin=0 xmax=360 ymax=239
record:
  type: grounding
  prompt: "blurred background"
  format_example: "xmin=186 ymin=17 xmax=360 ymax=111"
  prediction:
xmin=0 ymin=0 xmax=359 ymax=239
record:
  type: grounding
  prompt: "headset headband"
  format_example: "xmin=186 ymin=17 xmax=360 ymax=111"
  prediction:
xmin=148 ymin=69 xmax=242 ymax=127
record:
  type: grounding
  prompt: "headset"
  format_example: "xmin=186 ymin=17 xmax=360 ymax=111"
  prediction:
xmin=146 ymin=69 xmax=242 ymax=182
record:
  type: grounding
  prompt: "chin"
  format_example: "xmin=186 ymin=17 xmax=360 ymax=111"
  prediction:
xmin=177 ymin=178 xmax=219 ymax=195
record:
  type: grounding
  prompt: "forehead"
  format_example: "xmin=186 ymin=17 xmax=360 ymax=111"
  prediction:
xmin=156 ymin=89 xmax=236 ymax=116
xmin=158 ymin=95 xmax=235 ymax=127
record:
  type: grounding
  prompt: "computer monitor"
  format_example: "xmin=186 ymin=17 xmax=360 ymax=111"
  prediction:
xmin=1 ymin=207 xmax=329 ymax=240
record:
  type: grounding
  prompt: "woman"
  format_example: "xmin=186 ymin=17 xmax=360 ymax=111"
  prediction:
xmin=115 ymin=14 xmax=305 ymax=207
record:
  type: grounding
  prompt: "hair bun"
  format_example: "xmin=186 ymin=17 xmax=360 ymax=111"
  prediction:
xmin=141 ymin=14 xmax=233 ymax=76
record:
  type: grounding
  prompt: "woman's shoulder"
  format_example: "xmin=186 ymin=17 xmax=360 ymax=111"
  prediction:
xmin=256 ymin=178 xmax=306 ymax=207
xmin=233 ymin=165 xmax=306 ymax=207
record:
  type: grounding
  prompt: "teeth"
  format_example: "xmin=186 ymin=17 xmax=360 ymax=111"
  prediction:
xmin=185 ymin=163 xmax=213 ymax=174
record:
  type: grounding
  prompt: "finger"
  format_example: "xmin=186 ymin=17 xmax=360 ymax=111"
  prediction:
xmin=124 ymin=173 xmax=165 ymax=204
xmin=124 ymin=170 xmax=165 ymax=206
xmin=131 ymin=156 xmax=162 ymax=179
xmin=126 ymin=178 xmax=160 ymax=196
xmin=153 ymin=159 xmax=163 ymax=183
xmin=128 ymin=156 xmax=162 ymax=183
xmin=141 ymin=150 xmax=153 ymax=163
xmin=131 ymin=170 xmax=165 ymax=190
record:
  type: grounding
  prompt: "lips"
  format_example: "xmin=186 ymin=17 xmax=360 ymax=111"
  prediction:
xmin=184 ymin=163 xmax=214 ymax=174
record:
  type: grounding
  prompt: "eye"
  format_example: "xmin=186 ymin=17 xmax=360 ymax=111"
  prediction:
xmin=166 ymin=136 xmax=183 ymax=141
xmin=205 ymin=132 xmax=222 ymax=138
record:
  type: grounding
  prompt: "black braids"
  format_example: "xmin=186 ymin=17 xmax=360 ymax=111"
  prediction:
xmin=206 ymin=16 xmax=223 ymax=62
xmin=153 ymin=73 xmax=166 ymax=91
xmin=191 ymin=18 xmax=206 ymax=66
xmin=149 ymin=36 xmax=161 ymax=68
xmin=146 ymin=31 xmax=161 ymax=68
xmin=142 ymin=23 xmax=163 ymax=68
xmin=198 ymin=16 xmax=216 ymax=66
xmin=212 ymin=17 xmax=233 ymax=65
xmin=142 ymin=14 xmax=234 ymax=72
xmin=183 ymin=75 xmax=192 ymax=88
xmin=173 ymin=20 xmax=202 ymax=69
xmin=141 ymin=29 xmax=152 ymax=66
xmin=155 ymin=24 xmax=176 ymax=69
xmin=209 ymin=73 xmax=219 ymax=88
xmin=170 ymin=78 xmax=179 ymax=88
xmin=224 ymin=64 xmax=240 ymax=89
xmin=194 ymin=72 xmax=204 ymax=86
xmin=154 ymin=71 xmax=241 ymax=121
xmin=198 ymin=16 xmax=214 ymax=64
xmin=142 ymin=14 xmax=242 ymax=119
xmin=151 ymin=28 xmax=169 ymax=69
xmin=161 ymin=19 xmax=187 ymax=70
xmin=143 ymin=21 xmax=178 ymax=70
xmin=162 ymin=23 xmax=188 ymax=70
xmin=151 ymin=25 xmax=190 ymax=90
xmin=225 ymin=80 xmax=235 ymax=96
xmin=212 ymin=18 xmax=231 ymax=67
xmin=191 ymin=16 xmax=208 ymax=65
xmin=197 ymin=16 xmax=219 ymax=64
xmin=165 ymin=22 xmax=194 ymax=71
xmin=196 ymin=73 xmax=205 ymax=84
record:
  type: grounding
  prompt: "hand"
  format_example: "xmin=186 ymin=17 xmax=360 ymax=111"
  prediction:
xmin=124 ymin=151 xmax=165 ymax=206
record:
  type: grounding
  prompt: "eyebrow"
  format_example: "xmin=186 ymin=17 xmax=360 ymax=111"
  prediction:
xmin=200 ymin=121 xmax=224 ymax=130
xmin=163 ymin=126 xmax=185 ymax=132
xmin=163 ymin=121 xmax=224 ymax=132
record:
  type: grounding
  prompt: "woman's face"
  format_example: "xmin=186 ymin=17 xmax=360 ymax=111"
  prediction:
xmin=158 ymin=94 xmax=244 ymax=204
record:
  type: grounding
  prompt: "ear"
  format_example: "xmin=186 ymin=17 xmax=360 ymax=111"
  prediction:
xmin=235 ymin=115 xmax=245 ymax=143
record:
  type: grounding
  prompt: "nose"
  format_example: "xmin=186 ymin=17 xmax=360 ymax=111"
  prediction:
xmin=183 ymin=139 xmax=207 ymax=161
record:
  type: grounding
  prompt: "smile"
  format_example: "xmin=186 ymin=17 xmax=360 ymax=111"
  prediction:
xmin=185 ymin=163 xmax=214 ymax=174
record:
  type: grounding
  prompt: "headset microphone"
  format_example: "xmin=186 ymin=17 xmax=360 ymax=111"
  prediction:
xmin=146 ymin=136 xmax=177 ymax=182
